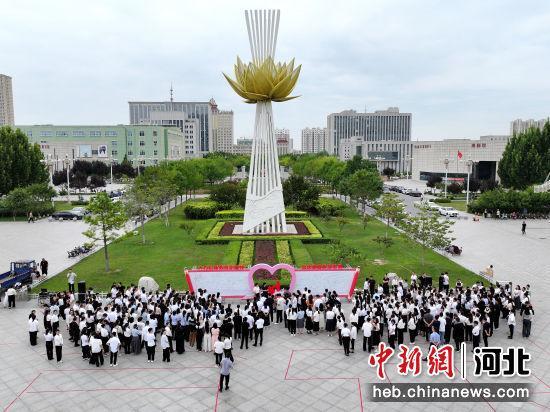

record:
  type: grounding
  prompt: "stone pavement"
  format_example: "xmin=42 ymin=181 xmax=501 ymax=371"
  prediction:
xmin=1 ymin=299 xmax=549 ymax=412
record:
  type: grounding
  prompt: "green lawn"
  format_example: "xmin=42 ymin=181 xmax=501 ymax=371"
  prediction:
xmin=37 ymin=205 xmax=228 ymax=292
xmin=54 ymin=201 xmax=74 ymax=211
xmin=37 ymin=201 xmax=481 ymax=292
xmin=449 ymin=200 xmax=468 ymax=212
xmin=305 ymin=206 xmax=479 ymax=287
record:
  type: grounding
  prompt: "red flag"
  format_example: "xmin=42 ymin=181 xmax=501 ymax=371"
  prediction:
xmin=457 ymin=150 xmax=463 ymax=159
xmin=275 ymin=280 xmax=281 ymax=291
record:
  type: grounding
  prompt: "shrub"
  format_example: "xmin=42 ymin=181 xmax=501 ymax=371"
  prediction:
xmin=434 ymin=198 xmax=451 ymax=204
xmin=468 ymin=188 xmax=550 ymax=214
xmin=184 ymin=200 xmax=219 ymax=219
xmin=206 ymin=221 xmax=225 ymax=239
xmin=447 ymin=182 xmax=463 ymax=195
xmin=289 ymin=239 xmax=313 ymax=266
xmin=195 ymin=220 xmax=226 ymax=244
xmin=314 ymin=198 xmax=346 ymax=217
xmin=71 ymin=199 xmax=89 ymax=206
xmin=303 ymin=220 xmax=321 ymax=236
xmin=209 ymin=181 xmax=246 ymax=209
xmin=276 ymin=240 xmax=293 ymax=264
xmin=221 ymin=241 xmax=242 ymax=265
xmin=239 ymin=241 xmax=255 ymax=266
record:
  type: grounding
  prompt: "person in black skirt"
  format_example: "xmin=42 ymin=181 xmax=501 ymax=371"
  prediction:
xmin=28 ymin=312 xmax=39 ymax=346
xmin=44 ymin=329 xmax=54 ymax=360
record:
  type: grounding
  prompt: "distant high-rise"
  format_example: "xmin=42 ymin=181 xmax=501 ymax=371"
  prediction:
xmin=129 ymin=93 xmax=214 ymax=156
xmin=301 ymin=127 xmax=327 ymax=154
xmin=510 ymin=118 xmax=549 ymax=135
xmin=211 ymin=100 xmax=234 ymax=153
xmin=327 ymin=107 xmax=411 ymax=155
xmin=274 ymin=128 xmax=293 ymax=155
xmin=0 ymin=74 xmax=14 ymax=126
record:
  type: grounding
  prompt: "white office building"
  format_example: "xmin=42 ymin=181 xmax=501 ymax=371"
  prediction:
xmin=274 ymin=128 xmax=293 ymax=155
xmin=301 ymin=127 xmax=327 ymax=154
xmin=0 ymin=74 xmax=14 ymax=126
xmin=212 ymin=105 xmax=234 ymax=153
xmin=338 ymin=137 xmax=413 ymax=174
xmin=510 ymin=118 xmax=549 ymax=135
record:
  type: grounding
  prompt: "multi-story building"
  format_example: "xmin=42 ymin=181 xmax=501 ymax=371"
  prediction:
xmin=0 ymin=74 xmax=14 ymax=126
xmin=411 ymin=135 xmax=510 ymax=183
xmin=301 ymin=127 xmax=327 ymax=154
xmin=16 ymin=125 xmax=186 ymax=170
xmin=183 ymin=119 xmax=200 ymax=158
xmin=327 ymin=107 xmax=411 ymax=155
xmin=338 ymin=137 xmax=414 ymax=174
xmin=274 ymin=128 xmax=293 ymax=156
xmin=510 ymin=118 xmax=549 ymax=135
xmin=232 ymin=137 xmax=253 ymax=155
xmin=211 ymin=101 xmax=234 ymax=153
xmin=128 ymin=99 xmax=214 ymax=156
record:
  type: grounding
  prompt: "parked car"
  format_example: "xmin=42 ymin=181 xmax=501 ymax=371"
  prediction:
xmin=69 ymin=207 xmax=89 ymax=217
xmin=427 ymin=201 xmax=440 ymax=211
xmin=51 ymin=210 xmax=82 ymax=221
xmin=408 ymin=190 xmax=422 ymax=197
xmin=438 ymin=206 xmax=459 ymax=217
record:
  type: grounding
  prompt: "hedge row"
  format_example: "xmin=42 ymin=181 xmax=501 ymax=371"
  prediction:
xmin=289 ymin=239 xmax=313 ymax=266
xmin=184 ymin=200 xmax=219 ymax=219
xmin=222 ymin=241 xmax=242 ymax=265
xmin=434 ymin=198 xmax=451 ymax=204
xmin=195 ymin=220 xmax=229 ymax=244
xmin=468 ymin=189 xmax=550 ymax=214
xmin=214 ymin=210 xmax=308 ymax=220
xmin=315 ymin=198 xmax=347 ymax=216
xmin=276 ymin=240 xmax=293 ymax=264
xmin=0 ymin=204 xmax=54 ymax=218
xmin=303 ymin=220 xmax=322 ymax=237
xmin=238 ymin=241 xmax=254 ymax=266
xmin=207 ymin=221 xmax=225 ymax=239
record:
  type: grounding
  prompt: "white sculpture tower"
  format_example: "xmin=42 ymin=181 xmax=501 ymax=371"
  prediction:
xmin=224 ymin=10 xmax=301 ymax=234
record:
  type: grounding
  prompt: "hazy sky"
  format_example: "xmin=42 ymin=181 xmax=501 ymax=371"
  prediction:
xmin=2 ymin=0 xmax=550 ymax=147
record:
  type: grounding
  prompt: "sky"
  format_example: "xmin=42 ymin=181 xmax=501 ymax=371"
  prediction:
xmin=2 ymin=0 xmax=550 ymax=148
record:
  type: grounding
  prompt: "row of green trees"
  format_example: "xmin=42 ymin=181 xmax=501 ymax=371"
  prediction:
xmin=0 ymin=183 xmax=56 ymax=219
xmin=468 ymin=188 xmax=550 ymax=214
xmin=0 ymin=126 xmax=49 ymax=195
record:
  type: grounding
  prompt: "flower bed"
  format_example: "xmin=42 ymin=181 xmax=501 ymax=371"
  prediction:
xmin=276 ymin=240 xmax=293 ymax=264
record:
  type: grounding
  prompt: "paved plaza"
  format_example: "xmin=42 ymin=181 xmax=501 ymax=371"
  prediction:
xmin=1 ymin=298 xmax=549 ymax=412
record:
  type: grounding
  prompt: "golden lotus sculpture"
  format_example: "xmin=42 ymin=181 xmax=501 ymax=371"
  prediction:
xmin=223 ymin=56 xmax=301 ymax=103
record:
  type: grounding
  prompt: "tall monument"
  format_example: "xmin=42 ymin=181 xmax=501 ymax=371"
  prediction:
xmin=224 ymin=10 xmax=301 ymax=234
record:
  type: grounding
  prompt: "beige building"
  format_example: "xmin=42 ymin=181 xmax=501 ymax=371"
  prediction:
xmin=0 ymin=74 xmax=14 ymax=126
xmin=212 ymin=107 xmax=234 ymax=153
xmin=301 ymin=127 xmax=327 ymax=154
xmin=274 ymin=128 xmax=293 ymax=155
xmin=338 ymin=137 xmax=413 ymax=174
xmin=232 ymin=137 xmax=253 ymax=155
xmin=510 ymin=118 xmax=549 ymax=135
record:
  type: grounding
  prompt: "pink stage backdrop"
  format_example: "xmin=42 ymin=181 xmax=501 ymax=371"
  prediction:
xmin=185 ymin=265 xmax=359 ymax=299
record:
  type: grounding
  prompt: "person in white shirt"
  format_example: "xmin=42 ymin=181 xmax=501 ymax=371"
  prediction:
xmin=81 ymin=331 xmax=90 ymax=360
xmin=54 ymin=330 xmax=64 ymax=363
xmin=6 ymin=287 xmax=16 ymax=308
xmin=341 ymin=323 xmax=351 ymax=356
xmin=507 ymin=312 xmax=516 ymax=339
xmin=362 ymin=319 xmax=373 ymax=352
xmin=145 ymin=328 xmax=156 ymax=362
xmin=275 ymin=295 xmax=285 ymax=324
xmin=28 ymin=313 xmax=39 ymax=346
xmin=44 ymin=329 xmax=54 ymax=360
xmin=214 ymin=336 xmax=225 ymax=365
xmin=407 ymin=317 xmax=417 ymax=343
xmin=90 ymin=334 xmax=104 ymax=367
xmin=472 ymin=321 xmax=481 ymax=351
xmin=350 ymin=325 xmax=357 ymax=353
xmin=66 ymin=269 xmax=77 ymax=293
xmin=253 ymin=316 xmax=264 ymax=347
xmin=161 ymin=330 xmax=170 ymax=363
xmin=106 ymin=332 xmax=121 ymax=366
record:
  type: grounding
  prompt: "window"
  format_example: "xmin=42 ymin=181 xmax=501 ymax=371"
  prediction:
xmin=111 ymin=150 xmax=118 ymax=156
xmin=139 ymin=131 xmax=145 ymax=137
xmin=111 ymin=140 xmax=118 ymax=147
xmin=127 ymin=141 xmax=133 ymax=146
xmin=56 ymin=131 xmax=69 ymax=137
xmin=139 ymin=141 xmax=145 ymax=146
xmin=26 ymin=131 xmax=33 ymax=137
xmin=127 ymin=131 xmax=133 ymax=137
xmin=140 ymin=150 xmax=146 ymax=156
xmin=153 ymin=131 xmax=158 ymax=137
xmin=105 ymin=131 xmax=118 ymax=137
xmin=153 ymin=140 xmax=158 ymax=146
xmin=128 ymin=150 xmax=133 ymax=156
xmin=40 ymin=131 xmax=53 ymax=137
xmin=153 ymin=150 xmax=158 ymax=156
xmin=90 ymin=131 xmax=101 ymax=137
xmin=72 ymin=131 xmax=85 ymax=137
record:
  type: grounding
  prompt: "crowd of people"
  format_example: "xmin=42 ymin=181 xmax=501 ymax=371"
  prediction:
xmin=26 ymin=273 xmax=535 ymax=389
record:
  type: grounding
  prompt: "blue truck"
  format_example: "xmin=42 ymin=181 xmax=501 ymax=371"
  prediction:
xmin=0 ymin=260 xmax=37 ymax=290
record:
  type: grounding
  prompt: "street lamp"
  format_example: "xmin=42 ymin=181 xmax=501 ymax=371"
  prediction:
xmin=64 ymin=154 xmax=71 ymax=202
xmin=373 ymin=155 xmax=384 ymax=174
xmin=466 ymin=158 xmax=475 ymax=205
xmin=404 ymin=155 xmax=413 ymax=180
xmin=443 ymin=158 xmax=450 ymax=198
xmin=109 ymin=156 xmax=115 ymax=185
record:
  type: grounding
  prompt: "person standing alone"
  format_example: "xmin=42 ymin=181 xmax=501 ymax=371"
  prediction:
xmin=521 ymin=221 xmax=526 ymax=235
xmin=54 ymin=330 xmax=63 ymax=363
xmin=218 ymin=355 xmax=233 ymax=392
xmin=67 ymin=269 xmax=77 ymax=294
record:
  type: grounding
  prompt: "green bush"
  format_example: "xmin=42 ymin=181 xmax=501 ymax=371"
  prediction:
xmin=239 ymin=241 xmax=254 ymax=266
xmin=314 ymin=197 xmax=347 ymax=216
xmin=195 ymin=220 xmax=228 ymax=244
xmin=221 ymin=241 xmax=242 ymax=265
xmin=434 ymin=198 xmax=451 ymax=204
xmin=276 ymin=240 xmax=293 ymax=264
xmin=207 ymin=221 xmax=225 ymax=239
xmin=468 ymin=189 xmax=550 ymax=214
xmin=214 ymin=210 xmax=308 ymax=220
xmin=71 ymin=199 xmax=89 ymax=206
xmin=184 ymin=200 xmax=219 ymax=219
xmin=303 ymin=220 xmax=322 ymax=236
xmin=289 ymin=239 xmax=313 ymax=266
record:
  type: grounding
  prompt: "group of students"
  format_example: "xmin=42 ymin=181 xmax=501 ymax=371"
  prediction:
xmin=27 ymin=274 xmax=535 ymax=373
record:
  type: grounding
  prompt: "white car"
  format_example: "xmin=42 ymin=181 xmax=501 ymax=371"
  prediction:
xmin=427 ymin=201 xmax=440 ymax=211
xmin=438 ymin=206 xmax=459 ymax=217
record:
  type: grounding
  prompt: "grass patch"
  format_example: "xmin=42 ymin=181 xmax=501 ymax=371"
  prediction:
xmin=276 ymin=240 xmax=293 ymax=264
xmin=54 ymin=201 xmax=74 ymax=211
xmin=221 ymin=241 xmax=242 ymax=265
xmin=36 ymin=205 xmax=227 ymax=292
xmin=238 ymin=241 xmax=254 ymax=266
xmin=289 ymin=239 xmax=313 ymax=266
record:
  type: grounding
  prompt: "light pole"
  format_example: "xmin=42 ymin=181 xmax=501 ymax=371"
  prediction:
xmin=109 ymin=157 xmax=114 ymax=185
xmin=443 ymin=158 xmax=450 ymax=198
xmin=64 ymin=154 xmax=71 ymax=202
xmin=466 ymin=158 xmax=474 ymax=205
xmin=404 ymin=155 xmax=413 ymax=180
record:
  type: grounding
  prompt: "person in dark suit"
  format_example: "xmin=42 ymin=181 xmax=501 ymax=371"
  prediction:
xmin=452 ymin=316 xmax=465 ymax=351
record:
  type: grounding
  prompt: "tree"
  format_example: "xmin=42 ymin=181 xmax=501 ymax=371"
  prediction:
xmin=343 ymin=155 xmax=378 ymax=176
xmin=372 ymin=236 xmax=394 ymax=255
xmin=328 ymin=241 xmax=360 ymax=266
xmin=336 ymin=216 xmax=349 ymax=233
xmin=52 ymin=170 xmax=68 ymax=186
xmin=467 ymin=178 xmax=481 ymax=193
xmin=347 ymin=169 xmax=383 ymax=212
xmin=3 ymin=187 xmax=31 ymax=220
xmin=479 ymin=179 xmax=499 ymax=193
xmin=89 ymin=174 xmax=106 ymax=189
xmin=125 ymin=177 xmax=155 ymax=244
xmin=426 ymin=175 xmax=442 ymax=188
xmin=382 ymin=167 xmax=395 ymax=178
xmin=0 ymin=126 xmax=49 ymax=195
xmin=401 ymin=206 xmax=455 ymax=268
xmin=282 ymin=175 xmax=320 ymax=212
xmin=210 ymin=181 xmax=246 ymax=209
xmin=83 ymin=193 xmax=127 ymax=272
xmin=498 ymin=123 xmax=550 ymax=189
xmin=142 ymin=165 xmax=178 ymax=226
xmin=375 ymin=193 xmax=407 ymax=238
xmin=172 ymin=159 xmax=203 ymax=202
xmin=113 ymin=155 xmax=135 ymax=179
xmin=199 ymin=157 xmax=233 ymax=185
xmin=447 ymin=182 xmax=463 ymax=195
